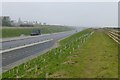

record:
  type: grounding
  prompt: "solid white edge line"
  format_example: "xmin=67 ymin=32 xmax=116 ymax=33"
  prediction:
xmin=0 ymin=34 xmax=51 ymax=43
xmin=1 ymin=31 xmax=70 ymax=43
xmin=0 ymin=39 xmax=53 ymax=54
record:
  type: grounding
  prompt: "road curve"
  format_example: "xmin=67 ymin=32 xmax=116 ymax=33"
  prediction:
xmin=2 ymin=30 xmax=77 ymax=72
xmin=2 ymin=31 xmax=74 ymax=50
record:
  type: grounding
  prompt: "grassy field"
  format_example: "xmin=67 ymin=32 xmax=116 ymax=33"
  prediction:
xmin=57 ymin=29 xmax=118 ymax=78
xmin=2 ymin=28 xmax=118 ymax=78
xmin=1 ymin=25 xmax=72 ymax=38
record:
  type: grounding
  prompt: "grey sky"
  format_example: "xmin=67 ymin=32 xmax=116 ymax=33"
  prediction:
xmin=2 ymin=2 xmax=118 ymax=27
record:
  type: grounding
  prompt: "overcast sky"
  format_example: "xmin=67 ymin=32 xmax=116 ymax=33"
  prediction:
xmin=2 ymin=2 xmax=118 ymax=27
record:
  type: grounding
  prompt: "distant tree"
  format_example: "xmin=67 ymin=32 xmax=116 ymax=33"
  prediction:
xmin=2 ymin=16 xmax=12 ymax=26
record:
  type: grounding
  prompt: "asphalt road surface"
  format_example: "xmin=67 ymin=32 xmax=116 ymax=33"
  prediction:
xmin=2 ymin=31 xmax=74 ymax=50
xmin=2 ymin=30 xmax=78 ymax=72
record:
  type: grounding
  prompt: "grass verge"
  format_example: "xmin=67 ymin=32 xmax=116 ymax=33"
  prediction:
xmin=1 ymin=25 xmax=72 ymax=38
xmin=2 ymin=28 xmax=118 ymax=78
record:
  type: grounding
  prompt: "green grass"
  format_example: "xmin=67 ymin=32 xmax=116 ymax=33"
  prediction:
xmin=1 ymin=25 xmax=72 ymax=38
xmin=56 ymin=29 xmax=118 ymax=78
xmin=2 ymin=29 xmax=118 ymax=78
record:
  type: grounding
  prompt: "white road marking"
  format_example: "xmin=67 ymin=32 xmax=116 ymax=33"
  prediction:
xmin=0 ymin=34 xmax=51 ymax=43
xmin=0 ymin=39 xmax=53 ymax=54
xmin=1 ymin=31 xmax=70 ymax=43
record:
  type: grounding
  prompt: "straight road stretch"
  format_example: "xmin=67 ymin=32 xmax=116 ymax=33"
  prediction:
xmin=1 ymin=30 xmax=79 ymax=72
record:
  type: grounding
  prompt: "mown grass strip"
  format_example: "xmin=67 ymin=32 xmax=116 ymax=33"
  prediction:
xmin=53 ymin=29 xmax=118 ymax=78
xmin=2 ymin=28 xmax=118 ymax=78
xmin=2 ymin=29 xmax=92 ymax=78
xmin=1 ymin=25 xmax=72 ymax=38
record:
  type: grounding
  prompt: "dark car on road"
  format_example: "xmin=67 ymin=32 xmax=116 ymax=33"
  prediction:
xmin=30 ymin=29 xmax=41 ymax=36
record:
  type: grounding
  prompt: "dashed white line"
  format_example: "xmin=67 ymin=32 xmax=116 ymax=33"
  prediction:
xmin=0 ymin=39 xmax=53 ymax=54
